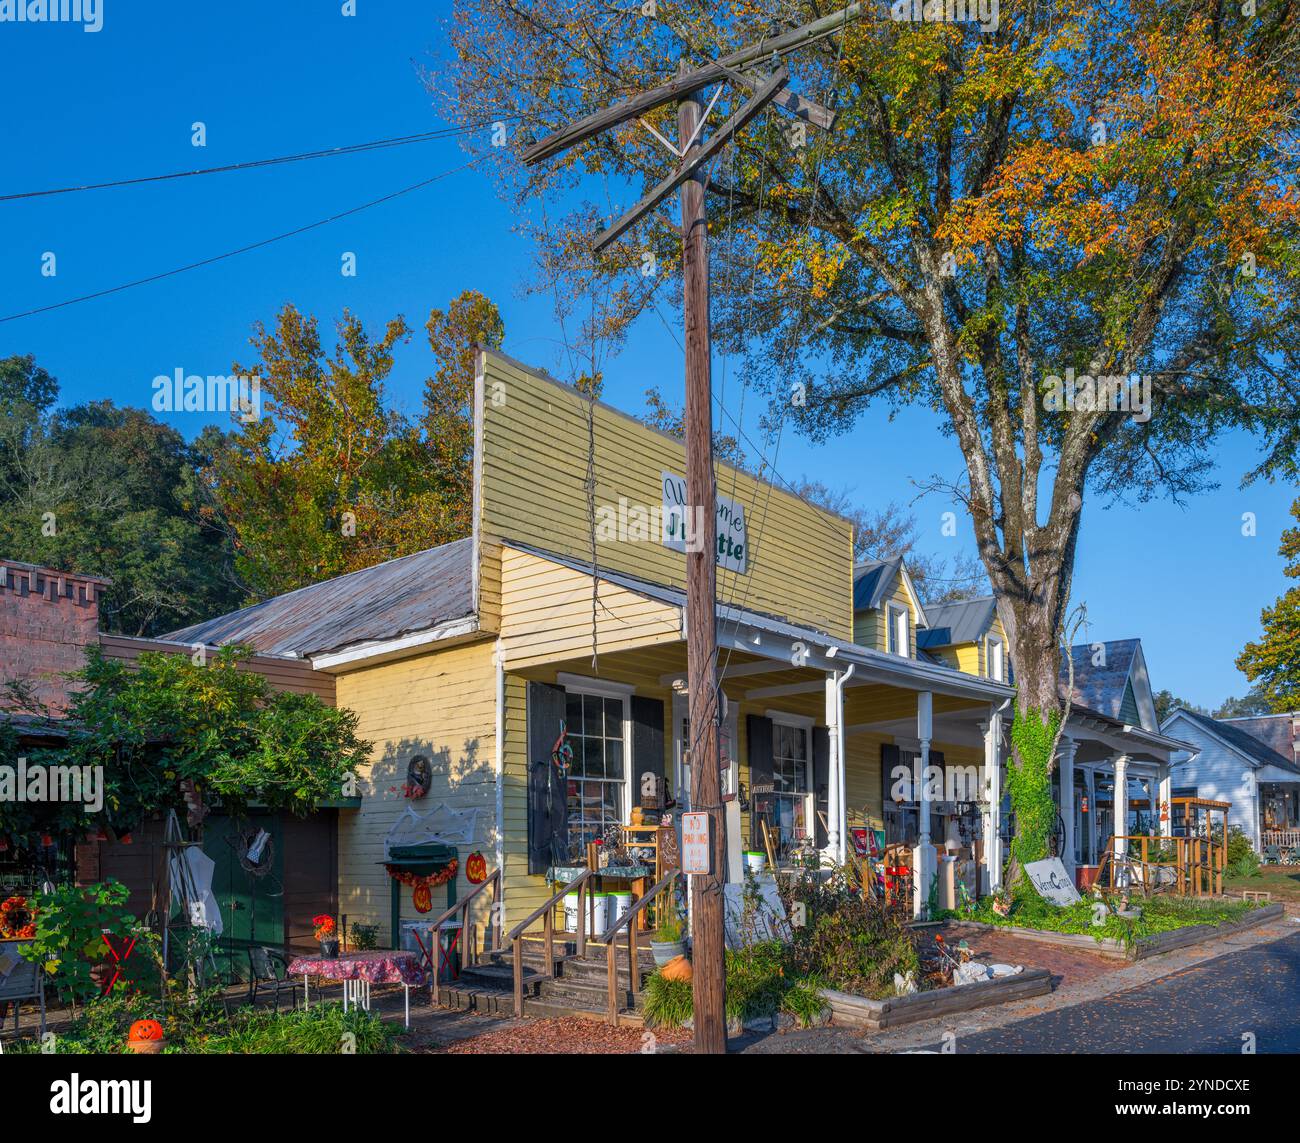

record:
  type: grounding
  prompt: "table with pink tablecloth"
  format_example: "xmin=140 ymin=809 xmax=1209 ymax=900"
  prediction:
xmin=288 ymin=949 xmax=424 ymax=1027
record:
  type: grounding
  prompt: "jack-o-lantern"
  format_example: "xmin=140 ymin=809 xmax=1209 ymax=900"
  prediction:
xmin=465 ymin=851 xmax=488 ymax=884
xmin=412 ymin=883 xmax=433 ymax=913
xmin=127 ymin=1019 xmax=166 ymax=1054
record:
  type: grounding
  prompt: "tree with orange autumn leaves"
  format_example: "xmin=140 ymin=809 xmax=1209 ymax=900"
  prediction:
xmin=205 ymin=291 xmax=504 ymax=600
xmin=442 ymin=2 xmax=1300 ymax=811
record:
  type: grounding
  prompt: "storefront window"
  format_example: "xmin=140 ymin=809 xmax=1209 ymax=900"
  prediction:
xmin=564 ymin=691 xmax=627 ymax=853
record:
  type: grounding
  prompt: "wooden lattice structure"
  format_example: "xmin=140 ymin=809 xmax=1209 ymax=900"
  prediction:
xmin=1095 ymin=798 xmax=1231 ymax=898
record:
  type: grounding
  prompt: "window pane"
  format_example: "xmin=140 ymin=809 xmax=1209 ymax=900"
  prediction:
xmin=583 ymin=695 xmax=604 ymax=738
xmin=585 ymin=738 xmax=605 ymax=778
xmin=606 ymin=738 xmax=624 ymax=779
xmin=788 ymin=726 xmax=807 ymax=763
xmin=566 ymin=692 xmax=582 ymax=728
xmin=604 ymin=697 xmax=622 ymax=737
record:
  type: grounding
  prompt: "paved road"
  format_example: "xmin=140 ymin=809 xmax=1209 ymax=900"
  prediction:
xmin=914 ymin=931 xmax=1300 ymax=1053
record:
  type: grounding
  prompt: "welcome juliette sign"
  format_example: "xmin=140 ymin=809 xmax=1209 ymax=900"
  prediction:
xmin=661 ymin=470 xmax=749 ymax=574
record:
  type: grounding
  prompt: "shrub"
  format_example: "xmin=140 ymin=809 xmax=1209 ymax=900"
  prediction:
xmin=1226 ymin=826 xmax=1260 ymax=878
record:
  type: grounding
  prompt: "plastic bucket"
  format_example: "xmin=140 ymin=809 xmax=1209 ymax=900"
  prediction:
xmin=563 ymin=892 xmax=580 ymax=933
xmin=609 ymin=890 xmax=633 ymax=929
xmin=742 ymin=851 xmax=767 ymax=875
xmin=586 ymin=893 xmax=611 ymax=938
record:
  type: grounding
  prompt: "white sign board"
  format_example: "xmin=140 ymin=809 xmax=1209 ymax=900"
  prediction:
xmin=661 ymin=470 xmax=748 ymax=574
xmin=681 ymin=811 xmax=711 ymax=875
xmin=1024 ymin=857 xmax=1081 ymax=906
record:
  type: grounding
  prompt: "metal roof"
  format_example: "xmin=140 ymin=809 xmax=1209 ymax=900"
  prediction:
xmin=852 ymin=558 xmax=902 ymax=611
xmin=165 ymin=538 xmax=475 ymax=658
xmin=1169 ymin=708 xmax=1300 ymax=775
xmin=1220 ymin=713 xmax=1297 ymax=765
xmin=917 ymin=596 xmax=997 ymax=648
xmin=1060 ymin=638 xmax=1139 ymax=721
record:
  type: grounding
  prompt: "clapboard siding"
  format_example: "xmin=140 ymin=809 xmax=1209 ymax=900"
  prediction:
xmin=334 ymin=639 xmax=499 ymax=946
xmin=1164 ymin=712 xmax=1261 ymax=851
xmin=477 ymin=352 xmax=854 ymax=643
xmin=98 ymin=634 xmax=336 ymax=704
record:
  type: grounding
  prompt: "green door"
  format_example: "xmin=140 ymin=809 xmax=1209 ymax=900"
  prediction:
xmin=203 ymin=812 xmax=285 ymax=981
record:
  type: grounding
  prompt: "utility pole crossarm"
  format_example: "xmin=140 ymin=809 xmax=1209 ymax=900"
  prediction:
xmin=521 ymin=3 xmax=863 ymax=166
xmin=718 ymin=65 xmax=836 ymax=131
xmin=593 ymin=67 xmax=790 ymax=252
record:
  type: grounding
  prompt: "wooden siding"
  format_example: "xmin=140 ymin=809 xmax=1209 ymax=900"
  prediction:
xmin=334 ymin=639 xmax=499 ymax=946
xmin=98 ymin=634 xmax=336 ymax=705
xmin=499 ymin=547 xmax=681 ymax=670
xmin=853 ymin=578 xmax=920 ymax=657
xmin=1165 ymin=712 xmax=1261 ymax=850
xmin=476 ymin=352 xmax=854 ymax=642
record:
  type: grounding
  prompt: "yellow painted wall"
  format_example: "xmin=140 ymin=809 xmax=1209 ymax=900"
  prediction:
xmin=853 ymin=572 xmax=920 ymax=656
xmin=499 ymin=547 xmax=681 ymax=670
xmin=476 ymin=351 xmax=854 ymax=642
xmin=335 ymin=639 xmax=500 ymax=947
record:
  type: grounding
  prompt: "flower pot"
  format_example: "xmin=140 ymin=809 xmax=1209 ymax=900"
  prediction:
xmin=319 ymin=939 xmax=339 ymax=959
xmin=650 ymin=939 xmax=686 ymax=966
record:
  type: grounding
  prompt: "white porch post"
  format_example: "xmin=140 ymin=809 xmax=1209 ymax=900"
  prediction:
xmin=914 ymin=692 xmax=935 ymax=917
xmin=981 ymin=709 xmax=1004 ymax=893
xmin=1058 ymin=736 xmax=1077 ymax=880
xmin=1157 ymin=763 xmax=1172 ymax=839
xmin=824 ymin=671 xmax=843 ymax=863
xmin=1113 ymin=754 xmax=1130 ymax=883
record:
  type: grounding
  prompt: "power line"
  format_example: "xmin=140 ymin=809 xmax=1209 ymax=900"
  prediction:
xmin=0 ymin=121 xmax=512 ymax=203
xmin=0 ymin=157 xmax=485 ymax=325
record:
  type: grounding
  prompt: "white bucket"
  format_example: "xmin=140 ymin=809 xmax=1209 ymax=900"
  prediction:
xmin=563 ymin=892 xmax=580 ymax=933
xmin=609 ymin=891 xmax=633 ymax=929
xmin=742 ymin=851 xmax=767 ymax=875
xmin=586 ymin=893 xmax=610 ymax=938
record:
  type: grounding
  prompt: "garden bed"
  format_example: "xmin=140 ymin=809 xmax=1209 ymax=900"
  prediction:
xmin=819 ymin=967 xmax=1053 ymax=1030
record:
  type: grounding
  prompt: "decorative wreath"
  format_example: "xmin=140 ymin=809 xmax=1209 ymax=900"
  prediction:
xmin=385 ymin=860 xmax=458 ymax=890
xmin=403 ymin=756 xmax=431 ymax=799
xmin=0 ymin=895 xmax=36 ymax=940
xmin=551 ymin=722 xmax=574 ymax=777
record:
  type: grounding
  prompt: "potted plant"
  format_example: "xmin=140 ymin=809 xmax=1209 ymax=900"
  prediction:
xmin=313 ymin=914 xmax=339 ymax=958
xmin=650 ymin=900 xmax=686 ymax=966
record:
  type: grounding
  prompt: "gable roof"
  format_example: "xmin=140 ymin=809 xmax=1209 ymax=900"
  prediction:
xmin=1221 ymin=713 xmax=1297 ymax=762
xmin=1165 ymin=708 xmax=1300 ymax=775
xmin=1061 ymin=638 xmax=1144 ymax=723
xmin=165 ymin=538 xmax=475 ymax=659
xmin=917 ymin=596 xmax=997 ymax=649
xmin=853 ymin=558 xmax=903 ymax=611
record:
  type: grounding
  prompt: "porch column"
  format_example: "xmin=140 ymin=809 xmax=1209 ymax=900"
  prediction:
xmin=824 ymin=671 xmax=843 ymax=863
xmin=1058 ymin=736 xmax=1077 ymax=879
xmin=1157 ymin=763 xmax=1172 ymax=838
xmin=1113 ymin=754 xmax=1130 ymax=884
xmin=981 ymin=709 xmax=1004 ymax=893
xmin=914 ymin=692 xmax=935 ymax=917
xmin=1085 ymin=768 xmax=1098 ymax=866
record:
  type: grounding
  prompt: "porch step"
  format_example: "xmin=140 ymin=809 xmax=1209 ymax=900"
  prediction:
xmin=435 ymin=980 xmax=644 ymax=1027
xmin=486 ymin=948 xmax=653 ymax=991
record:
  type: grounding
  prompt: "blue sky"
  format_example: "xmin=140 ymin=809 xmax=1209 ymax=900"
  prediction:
xmin=0 ymin=1 xmax=1293 ymax=710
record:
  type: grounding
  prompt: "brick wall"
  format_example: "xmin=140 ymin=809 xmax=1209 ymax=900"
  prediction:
xmin=0 ymin=561 xmax=108 ymax=716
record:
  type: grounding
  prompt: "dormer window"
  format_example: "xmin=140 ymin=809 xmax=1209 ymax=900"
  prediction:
xmin=887 ymin=603 xmax=910 ymax=657
xmin=987 ymin=635 xmax=1005 ymax=682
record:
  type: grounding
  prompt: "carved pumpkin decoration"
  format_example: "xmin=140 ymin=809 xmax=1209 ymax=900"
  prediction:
xmin=412 ymin=883 xmax=433 ymax=913
xmin=465 ymin=851 xmax=488 ymax=885
xmin=127 ymin=1019 xmax=166 ymax=1054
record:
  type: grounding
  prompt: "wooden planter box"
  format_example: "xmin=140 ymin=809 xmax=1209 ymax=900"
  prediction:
xmin=819 ymin=967 xmax=1053 ymax=1031
xmin=949 ymin=901 xmax=1284 ymax=962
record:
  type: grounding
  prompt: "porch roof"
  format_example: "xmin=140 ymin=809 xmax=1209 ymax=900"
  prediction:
xmin=507 ymin=541 xmax=1014 ymax=704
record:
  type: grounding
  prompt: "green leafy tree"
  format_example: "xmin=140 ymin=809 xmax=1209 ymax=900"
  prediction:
xmin=0 ymin=357 xmax=242 ymax=635
xmin=1237 ymin=498 xmax=1300 ymax=711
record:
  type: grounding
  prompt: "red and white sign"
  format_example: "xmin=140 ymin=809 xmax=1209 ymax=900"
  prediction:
xmin=681 ymin=811 xmax=711 ymax=875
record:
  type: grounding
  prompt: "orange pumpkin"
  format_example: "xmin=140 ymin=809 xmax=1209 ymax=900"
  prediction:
xmin=412 ymin=883 xmax=432 ymax=913
xmin=465 ymin=851 xmax=488 ymax=884
xmin=129 ymin=1019 xmax=164 ymax=1041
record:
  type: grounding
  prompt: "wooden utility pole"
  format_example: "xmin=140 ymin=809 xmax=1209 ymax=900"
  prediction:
xmin=520 ymin=4 xmax=858 ymax=1055
xmin=677 ymin=74 xmax=726 ymax=1054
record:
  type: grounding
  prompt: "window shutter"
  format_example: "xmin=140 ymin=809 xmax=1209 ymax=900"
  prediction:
xmin=631 ymin=695 xmax=665 ymax=802
xmin=881 ymin=742 xmax=902 ymax=805
xmin=813 ymin=726 xmax=830 ymax=850
xmin=747 ymin=714 xmax=774 ymax=847
xmin=527 ymin=680 xmax=567 ymax=875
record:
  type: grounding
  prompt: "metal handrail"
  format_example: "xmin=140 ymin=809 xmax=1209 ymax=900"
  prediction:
xmin=598 ymin=870 xmax=680 ymax=1025
xmin=425 ymin=869 xmax=501 ymax=1008
xmin=506 ymin=868 xmax=596 ymax=1017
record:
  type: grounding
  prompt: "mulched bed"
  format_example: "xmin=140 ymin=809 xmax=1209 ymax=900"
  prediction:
xmin=432 ymin=1016 xmax=693 ymax=1054
xmin=927 ymin=921 xmax=1120 ymax=989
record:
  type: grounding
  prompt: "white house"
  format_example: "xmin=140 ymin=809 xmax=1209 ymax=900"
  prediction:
xmin=1161 ymin=708 xmax=1300 ymax=855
